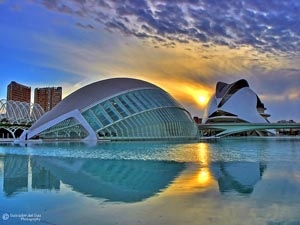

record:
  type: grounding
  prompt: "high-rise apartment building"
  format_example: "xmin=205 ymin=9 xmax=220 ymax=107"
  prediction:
xmin=34 ymin=87 xmax=62 ymax=112
xmin=7 ymin=81 xmax=31 ymax=103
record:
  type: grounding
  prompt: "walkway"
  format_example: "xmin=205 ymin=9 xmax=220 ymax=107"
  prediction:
xmin=198 ymin=123 xmax=300 ymax=137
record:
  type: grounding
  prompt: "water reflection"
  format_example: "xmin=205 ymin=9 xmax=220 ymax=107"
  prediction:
xmin=3 ymin=155 xmax=29 ymax=196
xmin=1 ymin=140 xmax=300 ymax=225
xmin=210 ymin=161 xmax=267 ymax=194
xmin=31 ymin=158 xmax=60 ymax=191
xmin=1 ymin=141 xmax=268 ymax=202
xmin=166 ymin=142 xmax=267 ymax=194
xmin=197 ymin=143 xmax=214 ymax=187
xmin=2 ymin=154 xmax=185 ymax=202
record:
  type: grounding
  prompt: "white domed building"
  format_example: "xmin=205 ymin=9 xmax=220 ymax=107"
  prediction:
xmin=21 ymin=78 xmax=198 ymax=141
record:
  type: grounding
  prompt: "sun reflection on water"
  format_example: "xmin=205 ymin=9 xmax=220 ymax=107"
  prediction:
xmin=198 ymin=143 xmax=210 ymax=166
xmin=196 ymin=143 xmax=214 ymax=187
xmin=197 ymin=168 xmax=212 ymax=186
xmin=163 ymin=143 xmax=216 ymax=195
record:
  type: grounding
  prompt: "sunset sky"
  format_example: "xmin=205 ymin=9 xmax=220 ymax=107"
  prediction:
xmin=1 ymin=0 xmax=300 ymax=121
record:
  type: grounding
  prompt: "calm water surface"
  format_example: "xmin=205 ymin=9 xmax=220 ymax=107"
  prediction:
xmin=0 ymin=139 xmax=300 ymax=225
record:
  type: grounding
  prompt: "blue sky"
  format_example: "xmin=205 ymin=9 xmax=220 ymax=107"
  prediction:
xmin=1 ymin=0 xmax=300 ymax=121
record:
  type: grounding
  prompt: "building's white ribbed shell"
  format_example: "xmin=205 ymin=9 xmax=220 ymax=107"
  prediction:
xmin=29 ymin=78 xmax=160 ymax=131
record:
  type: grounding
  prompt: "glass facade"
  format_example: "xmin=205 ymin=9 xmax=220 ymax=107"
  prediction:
xmin=39 ymin=88 xmax=198 ymax=140
xmin=39 ymin=118 xmax=88 ymax=139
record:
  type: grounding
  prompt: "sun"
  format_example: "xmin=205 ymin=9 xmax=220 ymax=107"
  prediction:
xmin=198 ymin=95 xmax=207 ymax=105
xmin=169 ymin=83 xmax=211 ymax=108
xmin=197 ymin=94 xmax=209 ymax=107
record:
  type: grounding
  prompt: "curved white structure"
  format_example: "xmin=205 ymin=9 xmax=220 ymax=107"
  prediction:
xmin=0 ymin=100 xmax=45 ymax=139
xmin=0 ymin=99 xmax=45 ymax=125
xmin=201 ymin=79 xmax=271 ymax=137
xmin=203 ymin=79 xmax=270 ymax=124
xmin=21 ymin=78 xmax=198 ymax=141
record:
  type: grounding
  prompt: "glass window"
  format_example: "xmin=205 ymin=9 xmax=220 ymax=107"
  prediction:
xmin=119 ymin=95 xmax=137 ymax=114
xmin=116 ymin=121 xmax=128 ymax=136
xmin=139 ymin=90 xmax=157 ymax=108
xmin=91 ymin=105 xmax=111 ymax=126
xmin=80 ymin=88 xmax=197 ymax=140
xmin=126 ymin=94 xmax=143 ymax=111
xmin=101 ymin=101 xmax=119 ymax=122
xmin=132 ymin=92 xmax=150 ymax=110
xmin=82 ymin=109 xmax=102 ymax=131
xmin=112 ymin=98 xmax=129 ymax=117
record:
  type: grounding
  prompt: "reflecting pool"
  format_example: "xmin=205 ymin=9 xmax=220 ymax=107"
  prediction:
xmin=1 ymin=139 xmax=300 ymax=225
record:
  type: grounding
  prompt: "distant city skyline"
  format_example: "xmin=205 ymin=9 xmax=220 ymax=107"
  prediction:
xmin=1 ymin=1 xmax=300 ymax=122
xmin=5 ymin=81 xmax=62 ymax=112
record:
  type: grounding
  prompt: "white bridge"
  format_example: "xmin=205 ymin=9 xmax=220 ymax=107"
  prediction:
xmin=198 ymin=123 xmax=300 ymax=137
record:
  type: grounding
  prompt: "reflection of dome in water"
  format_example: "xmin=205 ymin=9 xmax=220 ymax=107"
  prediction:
xmin=30 ymin=156 xmax=185 ymax=202
xmin=22 ymin=78 xmax=198 ymax=141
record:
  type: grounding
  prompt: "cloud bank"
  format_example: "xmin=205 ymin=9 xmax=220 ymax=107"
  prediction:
xmin=35 ymin=0 xmax=300 ymax=56
xmin=2 ymin=0 xmax=300 ymax=121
